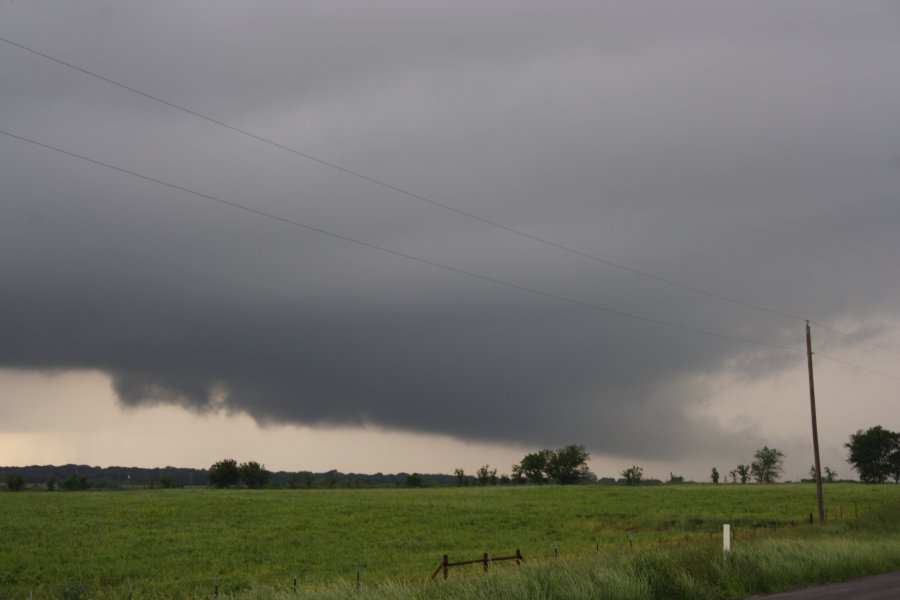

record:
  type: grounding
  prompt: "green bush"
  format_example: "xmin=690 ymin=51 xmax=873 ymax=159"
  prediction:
xmin=5 ymin=473 xmax=25 ymax=492
xmin=404 ymin=473 xmax=425 ymax=487
xmin=60 ymin=475 xmax=89 ymax=491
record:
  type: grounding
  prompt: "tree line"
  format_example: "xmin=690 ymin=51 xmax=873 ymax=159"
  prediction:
xmin=5 ymin=425 xmax=899 ymax=491
xmin=0 ymin=464 xmax=460 ymax=491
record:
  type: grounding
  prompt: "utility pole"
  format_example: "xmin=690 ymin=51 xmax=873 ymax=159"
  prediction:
xmin=806 ymin=321 xmax=825 ymax=524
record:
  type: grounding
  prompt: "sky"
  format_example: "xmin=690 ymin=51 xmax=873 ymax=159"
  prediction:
xmin=1 ymin=1 xmax=899 ymax=482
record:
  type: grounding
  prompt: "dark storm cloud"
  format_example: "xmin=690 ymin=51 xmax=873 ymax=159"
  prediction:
xmin=2 ymin=1 xmax=899 ymax=461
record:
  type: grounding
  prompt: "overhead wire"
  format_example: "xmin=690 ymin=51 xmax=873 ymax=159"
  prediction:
xmin=0 ymin=127 xmax=798 ymax=354
xmin=2 ymin=33 xmax=896 ymax=358
xmin=815 ymin=353 xmax=900 ymax=383
xmin=809 ymin=321 xmax=900 ymax=356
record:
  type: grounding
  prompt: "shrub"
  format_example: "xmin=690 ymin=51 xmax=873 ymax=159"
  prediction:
xmin=404 ymin=473 xmax=425 ymax=488
xmin=60 ymin=475 xmax=89 ymax=491
xmin=6 ymin=473 xmax=25 ymax=492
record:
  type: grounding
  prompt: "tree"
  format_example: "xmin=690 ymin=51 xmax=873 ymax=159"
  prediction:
xmin=546 ymin=445 xmax=591 ymax=485
xmin=512 ymin=449 xmax=552 ymax=484
xmin=238 ymin=461 xmax=271 ymax=489
xmin=710 ymin=467 xmax=720 ymax=484
xmin=454 ymin=468 xmax=466 ymax=487
xmin=208 ymin=459 xmax=240 ymax=488
xmin=621 ymin=465 xmax=643 ymax=485
xmin=6 ymin=473 xmax=25 ymax=492
xmin=845 ymin=426 xmax=900 ymax=483
xmin=735 ymin=464 xmax=751 ymax=484
xmin=751 ymin=447 xmax=785 ymax=484
xmin=158 ymin=475 xmax=174 ymax=489
xmin=807 ymin=464 xmax=838 ymax=483
xmin=476 ymin=465 xmax=497 ymax=485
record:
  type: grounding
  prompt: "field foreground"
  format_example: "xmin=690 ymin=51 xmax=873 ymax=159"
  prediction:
xmin=1 ymin=483 xmax=898 ymax=598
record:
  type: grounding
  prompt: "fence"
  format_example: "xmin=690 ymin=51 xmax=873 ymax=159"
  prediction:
xmin=430 ymin=549 xmax=524 ymax=580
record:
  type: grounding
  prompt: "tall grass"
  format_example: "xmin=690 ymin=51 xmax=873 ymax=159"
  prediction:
xmin=237 ymin=534 xmax=900 ymax=599
xmin=1 ymin=484 xmax=898 ymax=598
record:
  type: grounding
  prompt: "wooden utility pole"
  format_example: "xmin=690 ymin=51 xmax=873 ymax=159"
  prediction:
xmin=806 ymin=321 xmax=825 ymax=524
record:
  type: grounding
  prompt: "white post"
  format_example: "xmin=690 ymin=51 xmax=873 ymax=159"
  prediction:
xmin=723 ymin=524 xmax=731 ymax=552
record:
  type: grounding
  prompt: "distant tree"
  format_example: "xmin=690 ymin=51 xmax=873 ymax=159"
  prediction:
xmin=404 ymin=473 xmax=425 ymax=488
xmin=513 ymin=450 xmax=552 ymax=484
xmin=499 ymin=474 xmax=510 ymax=485
xmin=476 ymin=465 xmax=497 ymax=486
xmin=46 ymin=476 xmax=57 ymax=491
xmin=751 ymin=447 xmax=785 ymax=484
xmin=845 ymin=426 xmax=900 ymax=483
xmin=158 ymin=475 xmax=173 ymax=489
xmin=735 ymin=464 xmax=751 ymax=484
xmin=6 ymin=473 xmax=25 ymax=492
xmin=807 ymin=464 xmax=837 ymax=482
xmin=454 ymin=468 xmax=466 ymax=487
xmin=710 ymin=467 xmax=720 ymax=484
xmin=621 ymin=465 xmax=644 ymax=485
xmin=208 ymin=459 xmax=240 ymax=488
xmin=287 ymin=475 xmax=300 ymax=489
xmin=237 ymin=461 xmax=271 ymax=489
xmin=547 ymin=445 xmax=591 ymax=485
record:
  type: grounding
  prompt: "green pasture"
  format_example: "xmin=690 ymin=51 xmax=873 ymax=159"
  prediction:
xmin=1 ymin=483 xmax=898 ymax=598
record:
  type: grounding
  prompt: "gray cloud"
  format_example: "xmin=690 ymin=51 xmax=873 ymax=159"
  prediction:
xmin=1 ymin=1 xmax=899 ymax=463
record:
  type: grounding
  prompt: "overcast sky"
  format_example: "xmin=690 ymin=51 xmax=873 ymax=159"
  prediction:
xmin=1 ymin=1 xmax=898 ymax=481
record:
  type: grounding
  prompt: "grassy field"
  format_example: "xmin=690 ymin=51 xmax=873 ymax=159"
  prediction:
xmin=1 ymin=483 xmax=898 ymax=598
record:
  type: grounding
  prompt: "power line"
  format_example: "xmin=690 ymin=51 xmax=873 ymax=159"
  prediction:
xmin=0 ymin=127 xmax=797 ymax=353
xmin=3 ymin=33 xmax=895 ymax=358
xmin=815 ymin=352 xmax=900 ymax=383
xmin=809 ymin=321 xmax=900 ymax=356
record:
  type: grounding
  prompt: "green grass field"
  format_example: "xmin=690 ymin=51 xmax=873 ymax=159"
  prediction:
xmin=1 ymin=483 xmax=898 ymax=599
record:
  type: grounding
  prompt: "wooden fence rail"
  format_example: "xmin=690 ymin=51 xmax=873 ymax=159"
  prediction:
xmin=430 ymin=549 xmax=524 ymax=580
